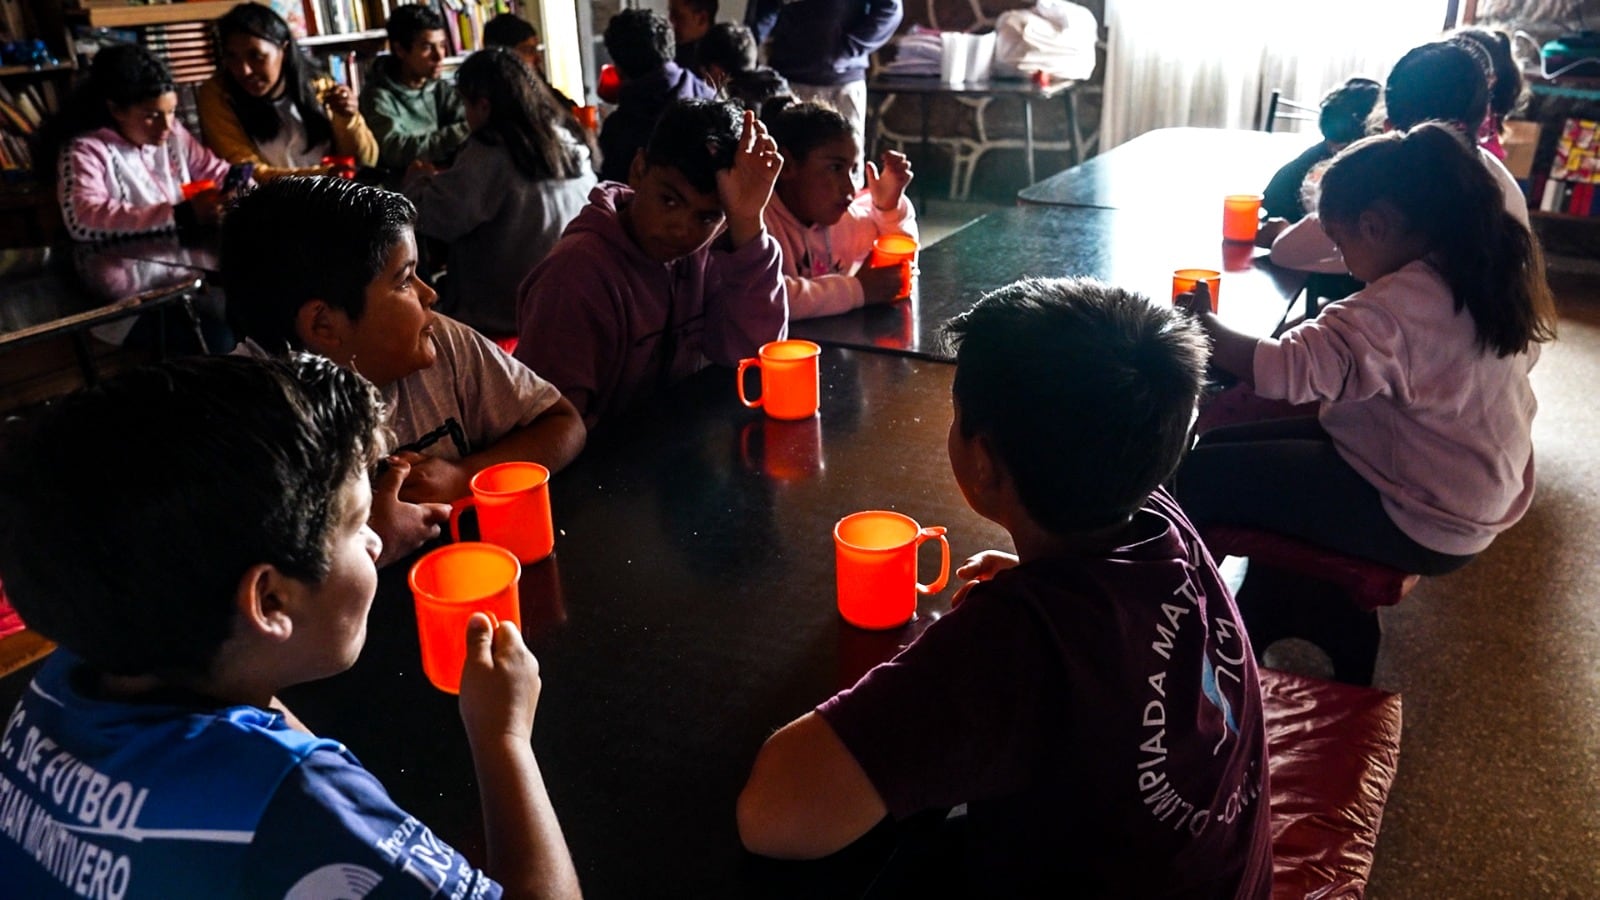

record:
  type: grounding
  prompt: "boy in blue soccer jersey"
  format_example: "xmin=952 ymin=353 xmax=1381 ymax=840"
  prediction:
xmin=0 ymin=355 xmax=581 ymax=900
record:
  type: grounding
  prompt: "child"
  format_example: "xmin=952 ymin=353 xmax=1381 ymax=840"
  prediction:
xmin=1266 ymin=40 xmax=1529 ymax=274
xmin=198 ymin=3 xmax=378 ymax=181
xmin=482 ymin=12 xmax=580 ymax=109
xmin=403 ymin=48 xmax=597 ymax=337
xmin=761 ymin=97 xmax=915 ymax=318
xmin=737 ymin=278 xmax=1273 ymax=897
xmin=1177 ymin=123 xmax=1556 ymax=575
xmin=1260 ymin=77 xmax=1380 ymax=221
xmin=0 ymin=353 xmax=582 ymax=899
xmin=360 ymin=4 xmax=469 ymax=172
xmin=48 ymin=44 xmax=239 ymax=243
xmin=596 ymin=9 xmax=715 ymax=184
xmin=696 ymin=22 xmax=791 ymax=112
xmin=668 ymin=0 xmax=716 ymax=69
xmin=222 ymin=176 xmax=586 ymax=566
xmin=516 ymin=100 xmax=787 ymax=429
xmin=1452 ymin=26 xmax=1527 ymax=160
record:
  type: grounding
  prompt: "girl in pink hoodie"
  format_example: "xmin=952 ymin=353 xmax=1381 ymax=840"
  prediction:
xmin=761 ymin=98 xmax=916 ymax=320
xmin=1176 ymin=123 xmax=1557 ymax=575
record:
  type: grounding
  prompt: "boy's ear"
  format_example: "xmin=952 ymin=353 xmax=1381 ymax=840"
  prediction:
xmin=628 ymin=150 xmax=648 ymax=186
xmin=235 ymin=563 xmax=298 ymax=645
xmin=1357 ymin=206 xmax=1393 ymax=243
xmin=970 ymin=432 xmax=1006 ymax=492
xmin=296 ymin=299 xmax=353 ymax=358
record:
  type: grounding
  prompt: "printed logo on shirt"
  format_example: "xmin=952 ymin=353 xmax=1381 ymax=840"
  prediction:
xmin=375 ymin=815 xmax=465 ymax=895
xmin=394 ymin=417 xmax=469 ymax=458
xmin=285 ymin=863 xmax=381 ymax=899
xmin=1132 ymin=563 xmax=1261 ymax=838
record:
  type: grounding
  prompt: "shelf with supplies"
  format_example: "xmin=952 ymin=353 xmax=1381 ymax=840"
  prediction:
xmin=70 ymin=0 xmax=238 ymax=28
xmin=0 ymin=62 xmax=75 ymax=78
xmin=300 ymin=27 xmax=386 ymax=47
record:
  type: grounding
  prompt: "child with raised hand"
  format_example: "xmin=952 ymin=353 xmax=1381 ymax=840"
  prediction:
xmin=516 ymin=100 xmax=787 ymax=429
xmin=223 ymin=176 xmax=586 ymax=566
xmin=0 ymin=353 xmax=581 ymax=900
xmin=403 ymin=48 xmax=597 ymax=338
xmin=738 ymin=277 xmax=1272 ymax=897
xmin=1178 ymin=123 xmax=1556 ymax=574
xmin=47 ymin=43 xmax=241 ymax=242
xmin=761 ymin=97 xmax=915 ymax=319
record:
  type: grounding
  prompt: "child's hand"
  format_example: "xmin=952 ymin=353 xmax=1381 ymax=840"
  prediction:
xmin=322 ymin=83 xmax=358 ymax=118
xmin=370 ymin=456 xmax=450 ymax=567
xmin=950 ymin=550 xmax=1019 ymax=608
xmin=395 ymin=451 xmax=471 ymax=504
xmin=716 ymin=109 xmax=783 ymax=247
xmin=855 ymin=262 xmax=905 ymax=304
xmin=459 ymin=613 xmax=541 ymax=744
xmin=1176 ymin=282 xmax=1213 ymax=319
xmin=1255 ymin=217 xmax=1288 ymax=248
xmin=866 ymin=151 xmax=913 ymax=211
xmin=188 ymin=189 xmax=225 ymax=227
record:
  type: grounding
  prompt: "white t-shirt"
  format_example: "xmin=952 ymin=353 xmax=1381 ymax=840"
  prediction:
xmin=256 ymin=95 xmax=330 ymax=170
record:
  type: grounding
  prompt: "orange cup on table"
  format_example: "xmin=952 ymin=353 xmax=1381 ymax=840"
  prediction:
xmin=408 ymin=542 xmax=522 ymax=693
xmin=1222 ymin=193 xmax=1264 ymax=243
xmin=869 ymin=235 xmax=918 ymax=300
xmin=737 ymin=339 xmax=821 ymax=420
xmin=834 ymin=511 xmax=950 ymax=630
xmin=449 ymin=461 xmax=555 ymax=563
xmin=1172 ymin=268 xmax=1221 ymax=312
xmin=180 ymin=179 xmax=217 ymax=201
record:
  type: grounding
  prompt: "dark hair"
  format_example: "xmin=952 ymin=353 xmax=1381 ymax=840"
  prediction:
xmin=217 ymin=3 xmax=335 ymax=155
xmin=698 ymin=21 xmax=757 ymax=75
xmin=1319 ymin=77 xmax=1381 ymax=145
xmin=943 ymin=278 xmax=1209 ymax=532
xmin=643 ymin=99 xmax=742 ymax=194
xmin=222 ymin=176 xmax=417 ymax=352
xmin=605 ymin=9 xmax=674 ymax=79
xmin=1383 ymin=41 xmax=1488 ymax=132
xmin=387 ymin=3 xmax=446 ymax=49
xmin=762 ymin=96 xmax=852 ymax=162
xmin=482 ymin=12 xmax=538 ymax=49
xmin=1453 ymin=26 xmax=1527 ymax=119
xmin=0 ymin=354 xmax=386 ymax=678
xmin=677 ymin=0 xmax=718 ymax=19
xmin=457 ymin=48 xmax=588 ymax=180
xmin=1317 ymin=123 xmax=1556 ymax=357
xmin=39 ymin=44 xmax=176 ymax=180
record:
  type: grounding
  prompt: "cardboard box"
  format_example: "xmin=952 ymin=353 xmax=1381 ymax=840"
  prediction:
xmin=1504 ymin=119 xmax=1541 ymax=180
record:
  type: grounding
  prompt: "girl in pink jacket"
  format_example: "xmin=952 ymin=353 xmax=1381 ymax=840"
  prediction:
xmin=1176 ymin=123 xmax=1557 ymax=575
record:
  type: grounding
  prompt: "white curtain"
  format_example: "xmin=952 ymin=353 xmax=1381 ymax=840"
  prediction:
xmin=1101 ymin=1 xmax=1451 ymax=149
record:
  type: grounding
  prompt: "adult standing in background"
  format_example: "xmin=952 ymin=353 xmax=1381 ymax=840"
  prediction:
xmin=361 ymin=3 xmax=469 ymax=173
xmin=746 ymin=0 xmax=902 ymax=160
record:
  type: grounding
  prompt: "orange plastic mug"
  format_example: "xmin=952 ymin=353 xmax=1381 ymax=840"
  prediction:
xmin=1172 ymin=268 xmax=1221 ymax=312
xmin=408 ymin=542 xmax=522 ymax=693
xmin=869 ymin=235 xmax=918 ymax=300
xmin=449 ymin=461 xmax=555 ymax=563
xmin=834 ymin=511 xmax=950 ymax=630
xmin=1222 ymin=193 xmax=1263 ymax=243
xmin=180 ymin=179 xmax=217 ymax=201
xmin=737 ymin=340 xmax=821 ymax=421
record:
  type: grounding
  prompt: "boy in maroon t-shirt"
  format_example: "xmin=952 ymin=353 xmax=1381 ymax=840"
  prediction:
xmin=737 ymin=278 xmax=1274 ymax=898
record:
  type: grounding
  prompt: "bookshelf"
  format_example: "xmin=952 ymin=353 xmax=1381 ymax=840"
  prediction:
xmin=0 ymin=0 xmax=75 ymax=245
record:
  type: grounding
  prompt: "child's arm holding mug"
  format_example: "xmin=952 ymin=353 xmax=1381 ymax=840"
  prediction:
xmin=1179 ymin=283 xmax=1260 ymax=385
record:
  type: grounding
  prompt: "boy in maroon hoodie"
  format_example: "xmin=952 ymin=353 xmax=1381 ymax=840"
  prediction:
xmin=514 ymin=99 xmax=788 ymax=428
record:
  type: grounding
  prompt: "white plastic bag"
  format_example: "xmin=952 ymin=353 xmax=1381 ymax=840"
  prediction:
xmin=993 ymin=0 xmax=1098 ymax=82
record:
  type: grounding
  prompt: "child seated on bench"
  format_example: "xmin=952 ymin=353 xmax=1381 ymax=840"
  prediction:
xmin=738 ymin=278 xmax=1273 ymax=897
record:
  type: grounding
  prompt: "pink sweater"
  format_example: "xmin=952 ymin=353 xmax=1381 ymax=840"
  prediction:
xmin=1252 ymin=259 xmax=1538 ymax=555
xmin=58 ymin=124 xmax=233 ymax=242
xmin=514 ymin=182 xmax=788 ymax=428
xmin=763 ymin=190 xmax=916 ymax=319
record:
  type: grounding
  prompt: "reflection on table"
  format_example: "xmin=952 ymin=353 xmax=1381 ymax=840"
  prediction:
xmin=0 ymin=245 xmax=204 ymax=350
xmin=90 ymin=232 xmax=223 ymax=276
xmin=791 ymin=205 xmax=1309 ymax=359
xmin=1017 ymin=126 xmax=1317 ymax=209
xmin=281 ymin=348 xmax=1013 ymax=899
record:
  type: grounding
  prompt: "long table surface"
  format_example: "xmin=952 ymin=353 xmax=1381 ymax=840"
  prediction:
xmin=266 ymin=347 xmax=1014 ymax=899
xmin=0 ymin=245 xmax=204 ymax=348
xmin=1016 ymin=126 xmax=1317 ymax=209
xmin=791 ymin=205 xmax=1309 ymax=360
xmin=87 ymin=232 xmax=223 ymax=276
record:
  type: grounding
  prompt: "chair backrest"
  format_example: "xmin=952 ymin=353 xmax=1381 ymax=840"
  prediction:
xmin=1262 ymin=89 xmax=1318 ymax=132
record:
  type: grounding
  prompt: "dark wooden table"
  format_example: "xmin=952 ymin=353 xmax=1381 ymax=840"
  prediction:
xmin=1016 ymin=126 xmax=1317 ymax=209
xmin=272 ymin=348 xmax=1013 ymax=899
xmin=89 ymin=232 xmax=223 ymax=276
xmin=790 ymin=205 xmax=1309 ymax=359
xmin=0 ymin=245 xmax=205 ymax=372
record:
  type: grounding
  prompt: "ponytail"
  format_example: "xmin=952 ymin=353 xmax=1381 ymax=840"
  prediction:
xmin=1318 ymin=123 xmax=1555 ymax=357
xmin=455 ymin=48 xmax=589 ymax=181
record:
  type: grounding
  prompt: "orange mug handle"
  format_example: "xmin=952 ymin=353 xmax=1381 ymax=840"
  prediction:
xmin=736 ymin=357 xmax=763 ymax=409
xmin=915 ymin=526 xmax=950 ymax=595
xmin=448 ymin=496 xmax=477 ymax=543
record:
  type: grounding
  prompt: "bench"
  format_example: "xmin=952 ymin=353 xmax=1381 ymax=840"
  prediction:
xmin=1261 ymin=667 xmax=1402 ymax=898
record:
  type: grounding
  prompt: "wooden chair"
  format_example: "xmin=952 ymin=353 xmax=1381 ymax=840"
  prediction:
xmin=1261 ymin=89 xmax=1318 ymax=132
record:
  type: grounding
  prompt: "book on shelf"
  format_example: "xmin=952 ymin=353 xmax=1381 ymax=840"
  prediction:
xmin=1538 ymin=118 xmax=1600 ymax=216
